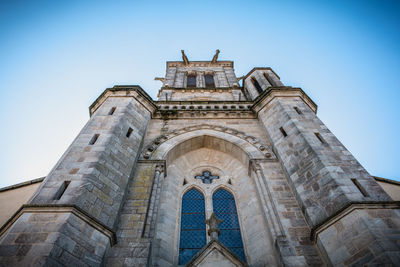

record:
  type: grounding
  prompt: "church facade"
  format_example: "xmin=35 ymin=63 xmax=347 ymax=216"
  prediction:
xmin=0 ymin=51 xmax=399 ymax=266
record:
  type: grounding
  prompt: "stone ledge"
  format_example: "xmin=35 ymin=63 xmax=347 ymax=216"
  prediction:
xmin=89 ymin=85 xmax=157 ymax=116
xmin=0 ymin=204 xmax=117 ymax=245
xmin=166 ymin=60 xmax=234 ymax=68
xmin=242 ymin=67 xmax=281 ymax=80
xmin=252 ymin=87 xmax=318 ymax=115
xmin=310 ymin=201 xmax=400 ymax=241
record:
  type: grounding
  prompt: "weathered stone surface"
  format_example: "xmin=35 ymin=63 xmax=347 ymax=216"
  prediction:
xmin=1 ymin=57 xmax=398 ymax=267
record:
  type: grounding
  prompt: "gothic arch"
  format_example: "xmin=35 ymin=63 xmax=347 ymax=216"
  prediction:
xmin=141 ymin=124 xmax=275 ymax=161
xmin=180 ymin=184 xmax=206 ymax=199
xmin=151 ymin=129 xmax=275 ymax=266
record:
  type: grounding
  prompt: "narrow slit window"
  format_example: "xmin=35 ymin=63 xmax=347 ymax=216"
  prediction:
xmin=351 ymin=179 xmax=369 ymax=197
xmin=205 ymin=74 xmax=215 ymax=88
xmin=108 ymin=107 xmax=116 ymax=115
xmin=89 ymin=134 xmax=99 ymax=145
xmin=251 ymin=77 xmax=263 ymax=94
xmin=294 ymin=107 xmax=302 ymax=115
xmin=263 ymin=72 xmax=275 ymax=87
xmin=279 ymin=127 xmax=288 ymax=137
xmin=54 ymin=181 xmax=71 ymax=200
xmin=187 ymin=75 xmax=197 ymax=87
xmin=314 ymin=132 xmax=325 ymax=144
xmin=126 ymin=127 xmax=133 ymax=138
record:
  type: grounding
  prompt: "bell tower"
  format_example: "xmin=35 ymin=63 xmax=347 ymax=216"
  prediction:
xmin=156 ymin=49 xmax=246 ymax=101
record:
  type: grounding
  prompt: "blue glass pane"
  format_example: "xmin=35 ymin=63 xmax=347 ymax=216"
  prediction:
xmin=230 ymin=248 xmax=246 ymax=262
xmin=217 ymin=213 xmax=239 ymax=229
xmin=181 ymin=214 xmax=206 ymax=229
xmin=212 ymin=199 xmax=236 ymax=213
xmin=219 ymin=230 xmax=244 ymax=247
xmin=212 ymin=189 xmax=246 ymax=262
xmin=179 ymin=189 xmax=206 ymax=265
xmin=183 ymin=189 xmax=204 ymax=199
xmin=179 ymin=249 xmax=200 ymax=265
xmin=179 ymin=230 xmax=206 ymax=248
xmin=182 ymin=199 xmax=205 ymax=213
xmin=213 ymin=189 xmax=234 ymax=199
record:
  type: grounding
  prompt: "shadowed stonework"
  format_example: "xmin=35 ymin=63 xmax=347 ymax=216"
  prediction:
xmin=0 ymin=51 xmax=399 ymax=266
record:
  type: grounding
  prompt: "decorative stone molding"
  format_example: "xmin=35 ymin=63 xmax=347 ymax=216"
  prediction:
xmin=204 ymin=70 xmax=215 ymax=76
xmin=141 ymin=124 xmax=275 ymax=160
xmin=187 ymin=70 xmax=197 ymax=76
xmin=167 ymin=61 xmax=233 ymax=68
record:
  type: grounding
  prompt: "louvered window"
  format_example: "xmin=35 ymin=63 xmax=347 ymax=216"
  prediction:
xmin=187 ymin=75 xmax=197 ymax=87
xmin=205 ymin=74 xmax=215 ymax=88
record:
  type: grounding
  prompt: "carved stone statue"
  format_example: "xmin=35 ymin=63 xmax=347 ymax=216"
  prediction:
xmin=205 ymin=213 xmax=223 ymax=240
xmin=181 ymin=50 xmax=189 ymax=65
xmin=212 ymin=49 xmax=220 ymax=63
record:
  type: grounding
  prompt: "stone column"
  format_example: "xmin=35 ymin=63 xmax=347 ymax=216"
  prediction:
xmin=143 ymin=162 xmax=165 ymax=238
xmin=250 ymin=160 xmax=314 ymax=266
xmin=197 ymin=71 xmax=205 ymax=88
xmin=0 ymin=87 xmax=156 ymax=266
xmin=255 ymin=88 xmax=400 ymax=266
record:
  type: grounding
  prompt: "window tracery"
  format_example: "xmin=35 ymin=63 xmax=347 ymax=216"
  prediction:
xmin=178 ymin=178 xmax=246 ymax=264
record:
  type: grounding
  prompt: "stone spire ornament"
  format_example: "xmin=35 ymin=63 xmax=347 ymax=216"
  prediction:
xmin=205 ymin=213 xmax=223 ymax=241
xmin=212 ymin=49 xmax=220 ymax=63
xmin=181 ymin=50 xmax=189 ymax=65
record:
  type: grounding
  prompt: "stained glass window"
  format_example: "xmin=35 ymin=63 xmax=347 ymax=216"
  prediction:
xmin=212 ymin=189 xmax=246 ymax=262
xmin=179 ymin=188 xmax=206 ymax=265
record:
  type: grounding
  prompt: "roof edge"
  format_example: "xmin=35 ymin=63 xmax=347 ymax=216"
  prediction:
xmin=0 ymin=177 xmax=45 ymax=193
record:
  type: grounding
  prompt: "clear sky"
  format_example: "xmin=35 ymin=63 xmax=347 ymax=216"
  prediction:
xmin=0 ymin=0 xmax=399 ymax=188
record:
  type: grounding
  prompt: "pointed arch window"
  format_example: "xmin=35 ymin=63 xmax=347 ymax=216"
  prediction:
xmin=212 ymin=189 xmax=246 ymax=262
xmin=179 ymin=188 xmax=206 ymax=265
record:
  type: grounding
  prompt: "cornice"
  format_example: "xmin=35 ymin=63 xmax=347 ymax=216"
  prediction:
xmin=157 ymin=87 xmax=244 ymax=98
xmin=310 ymin=201 xmax=400 ymax=242
xmin=0 ymin=177 xmax=44 ymax=193
xmin=159 ymin=86 xmax=243 ymax=91
xmin=0 ymin=204 xmax=117 ymax=245
xmin=242 ymin=67 xmax=281 ymax=81
xmin=373 ymin=176 xmax=400 ymax=186
xmin=166 ymin=60 xmax=233 ymax=68
xmin=89 ymin=85 xmax=157 ymax=117
xmin=251 ymin=87 xmax=318 ymax=115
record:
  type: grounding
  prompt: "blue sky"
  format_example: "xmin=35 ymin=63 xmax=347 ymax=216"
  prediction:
xmin=0 ymin=0 xmax=399 ymax=187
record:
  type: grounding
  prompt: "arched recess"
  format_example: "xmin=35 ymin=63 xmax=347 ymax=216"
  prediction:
xmin=141 ymin=124 xmax=275 ymax=161
xmin=150 ymin=134 xmax=279 ymax=266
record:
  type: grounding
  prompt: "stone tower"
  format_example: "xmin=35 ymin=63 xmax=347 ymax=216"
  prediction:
xmin=0 ymin=51 xmax=399 ymax=266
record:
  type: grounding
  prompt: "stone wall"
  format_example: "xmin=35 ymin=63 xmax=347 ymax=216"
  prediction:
xmin=105 ymin=162 xmax=164 ymax=266
xmin=256 ymin=91 xmax=398 ymax=265
xmin=0 ymin=90 xmax=153 ymax=265
xmin=0 ymin=211 xmax=109 ymax=266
